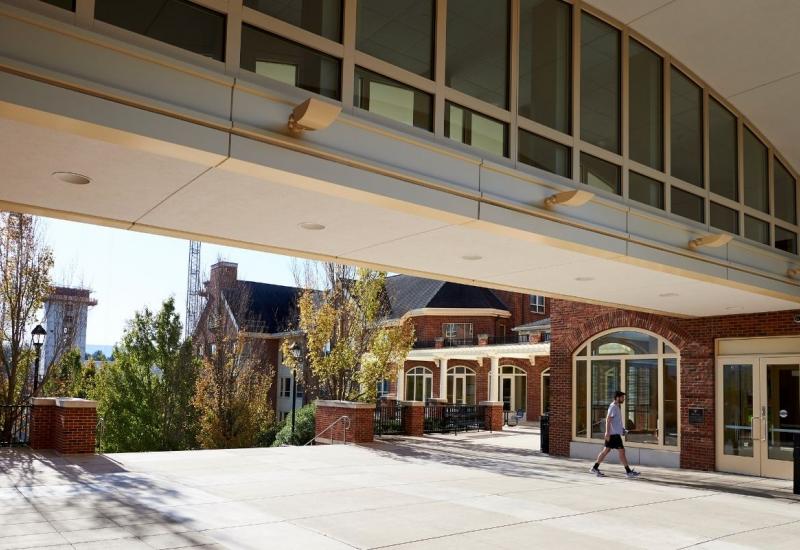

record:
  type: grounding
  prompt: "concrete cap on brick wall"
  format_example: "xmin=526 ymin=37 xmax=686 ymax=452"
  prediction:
xmin=479 ymin=401 xmax=503 ymax=406
xmin=399 ymin=401 xmax=424 ymax=407
xmin=55 ymin=398 xmax=98 ymax=408
xmin=316 ymin=400 xmax=375 ymax=409
xmin=32 ymin=397 xmax=57 ymax=406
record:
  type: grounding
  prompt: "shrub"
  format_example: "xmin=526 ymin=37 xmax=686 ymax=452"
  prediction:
xmin=272 ymin=404 xmax=316 ymax=446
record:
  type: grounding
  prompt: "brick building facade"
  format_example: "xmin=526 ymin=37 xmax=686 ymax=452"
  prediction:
xmin=548 ymin=298 xmax=800 ymax=478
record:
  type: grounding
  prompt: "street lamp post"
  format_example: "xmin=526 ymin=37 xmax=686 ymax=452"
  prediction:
xmin=289 ymin=342 xmax=302 ymax=440
xmin=31 ymin=324 xmax=46 ymax=394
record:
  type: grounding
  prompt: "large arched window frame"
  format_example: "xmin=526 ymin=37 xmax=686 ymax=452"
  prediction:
xmin=406 ymin=366 xmax=433 ymax=402
xmin=572 ymin=328 xmax=680 ymax=449
xmin=447 ymin=365 xmax=476 ymax=405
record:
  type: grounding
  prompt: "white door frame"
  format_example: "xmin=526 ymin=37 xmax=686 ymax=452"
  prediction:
xmin=716 ymin=355 xmax=799 ymax=479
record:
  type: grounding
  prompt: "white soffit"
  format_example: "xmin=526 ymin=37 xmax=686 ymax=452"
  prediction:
xmin=585 ymin=0 xmax=800 ymax=174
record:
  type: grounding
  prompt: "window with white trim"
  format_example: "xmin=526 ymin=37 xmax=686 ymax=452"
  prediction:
xmin=405 ymin=367 xmax=433 ymax=402
xmin=279 ymin=377 xmax=291 ymax=398
xmin=573 ymin=329 xmax=679 ymax=448
xmin=530 ymin=295 xmax=546 ymax=313
xmin=442 ymin=323 xmax=473 ymax=344
xmin=376 ymin=379 xmax=390 ymax=398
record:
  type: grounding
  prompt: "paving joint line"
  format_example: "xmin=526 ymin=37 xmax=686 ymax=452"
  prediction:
xmin=678 ymin=517 xmax=800 ymax=548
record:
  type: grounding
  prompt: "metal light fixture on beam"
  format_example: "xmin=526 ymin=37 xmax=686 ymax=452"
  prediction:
xmin=688 ymin=233 xmax=733 ymax=250
xmin=544 ymin=189 xmax=594 ymax=208
xmin=288 ymin=98 xmax=342 ymax=135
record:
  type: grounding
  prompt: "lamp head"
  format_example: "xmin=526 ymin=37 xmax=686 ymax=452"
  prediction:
xmin=31 ymin=324 xmax=46 ymax=347
xmin=289 ymin=341 xmax=302 ymax=360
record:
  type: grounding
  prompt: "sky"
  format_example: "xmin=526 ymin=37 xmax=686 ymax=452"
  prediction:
xmin=40 ymin=216 xmax=298 ymax=347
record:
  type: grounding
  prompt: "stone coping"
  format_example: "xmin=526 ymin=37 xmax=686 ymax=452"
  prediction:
xmin=32 ymin=397 xmax=98 ymax=408
xmin=479 ymin=401 xmax=503 ymax=406
xmin=399 ymin=400 xmax=424 ymax=407
xmin=56 ymin=398 xmax=98 ymax=408
xmin=316 ymin=399 xmax=375 ymax=409
xmin=32 ymin=397 xmax=56 ymax=406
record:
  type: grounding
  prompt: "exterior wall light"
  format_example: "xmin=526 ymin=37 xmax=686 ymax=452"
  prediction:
xmin=787 ymin=268 xmax=800 ymax=279
xmin=544 ymin=189 xmax=594 ymax=208
xmin=688 ymin=233 xmax=733 ymax=250
xmin=288 ymin=98 xmax=342 ymax=135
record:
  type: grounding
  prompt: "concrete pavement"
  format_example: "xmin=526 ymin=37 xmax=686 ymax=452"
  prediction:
xmin=0 ymin=426 xmax=798 ymax=549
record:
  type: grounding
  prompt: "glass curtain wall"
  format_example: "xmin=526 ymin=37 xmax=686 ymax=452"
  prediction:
xmin=446 ymin=0 xmax=509 ymax=108
xmin=90 ymin=1 xmax=800 ymax=256
xmin=580 ymin=13 xmax=620 ymax=153
xmin=519 ymin=0 xmax=571 ymax=133
xmin=628 ymin=40 xmax=662 ymax=170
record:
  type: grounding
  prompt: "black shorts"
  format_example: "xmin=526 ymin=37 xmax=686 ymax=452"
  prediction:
xmin=605 ymin=434 xmax=624 ymax=449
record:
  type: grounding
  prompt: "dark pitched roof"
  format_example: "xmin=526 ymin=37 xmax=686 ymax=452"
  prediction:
xmin=384 ymin=275 xmax=510 ymax=319
xmin=222 ymin=281 xmax=300 ymax=333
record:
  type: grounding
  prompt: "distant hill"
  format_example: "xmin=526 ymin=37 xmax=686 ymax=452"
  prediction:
xmin=85 ymin=344 xmax=114 ymax=359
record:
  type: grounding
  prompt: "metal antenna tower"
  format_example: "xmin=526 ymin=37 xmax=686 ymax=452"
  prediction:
xmin=185 ymin=240 xmax=202 ymax=338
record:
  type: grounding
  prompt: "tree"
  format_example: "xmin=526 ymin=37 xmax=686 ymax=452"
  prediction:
xmin=193 ymin=289 xmax=274 ymax=449
xmin=0 ymin=213 xmax=69 ymax=443
xmin=94 ymin=298 xmax=199 ymax=452
xmin=293 ymin=263 xmax=414 ymax=402
xmin=272 ymin=403 xmax=315 ymax=446
xmin=41 ymin=348 xmax=96 ymax=399
xmin=91 ymin=350 xmax=107 ymax=362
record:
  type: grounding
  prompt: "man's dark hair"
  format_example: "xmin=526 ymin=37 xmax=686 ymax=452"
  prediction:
xmin=614 ymin=391 xmax=626 ymax=399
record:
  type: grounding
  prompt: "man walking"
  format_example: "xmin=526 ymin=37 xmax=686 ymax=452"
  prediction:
xmin=590 ymin=391 xmax=640 ymax=478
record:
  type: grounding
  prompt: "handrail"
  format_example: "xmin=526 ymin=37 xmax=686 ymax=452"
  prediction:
xmin=304 ymin=415 xmax=351 ymax=446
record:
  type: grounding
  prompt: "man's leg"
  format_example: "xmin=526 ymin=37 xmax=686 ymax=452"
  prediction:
xmin=595 ymin=447 xmax=611 ymax=465
xmin=617 ymin=448 xmax=630 ymax=469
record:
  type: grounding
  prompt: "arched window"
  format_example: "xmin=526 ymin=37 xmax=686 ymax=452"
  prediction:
xmin=573 ymin=329 xmax=679 ymax=448
xmin=406 ymin=366 xmax=433 ymax=402
xmin=447 ymin=366 xmax=476 ymax=404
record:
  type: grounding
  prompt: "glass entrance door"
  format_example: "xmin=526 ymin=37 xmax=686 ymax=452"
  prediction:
xmin=761 ymin=358 xmax=800 ymax=479
xmin=716 ymin=356 xmax=800 ymax=479
xmin=501 ymin=377 xmax=512 ymax=411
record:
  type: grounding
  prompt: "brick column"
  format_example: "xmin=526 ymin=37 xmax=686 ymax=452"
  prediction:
xmin=481 ymin=401 xmax=503 ymax=432
xmin=30 ymin=397 xmax=56 ymax=450
xmin=401 ymin=401 xmax=424 ymax=436
xmin=54 ymin=398 xmax=97 ymax=454
xmin=315 ymin=400 xmax=376 ymax=444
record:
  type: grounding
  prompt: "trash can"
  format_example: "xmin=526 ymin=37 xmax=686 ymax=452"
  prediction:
xmin=540 ymin=413 xmax=550 ymax=454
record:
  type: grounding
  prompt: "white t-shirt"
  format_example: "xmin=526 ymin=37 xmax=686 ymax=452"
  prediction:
xmin=607 ymin=402 xmax=624 ymax=435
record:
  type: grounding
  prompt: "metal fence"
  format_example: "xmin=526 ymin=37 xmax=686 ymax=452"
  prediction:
xmin=0 ymin=404 xmax=32 ymax=447
xmin=374 ymin=402 xmax=404 ymax=436
xmin=424 ymin=404 xmax=485 ymax=434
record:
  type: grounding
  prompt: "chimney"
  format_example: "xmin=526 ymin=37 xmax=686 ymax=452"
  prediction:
xmin=210 ymin=261 xmax=238 ymax=290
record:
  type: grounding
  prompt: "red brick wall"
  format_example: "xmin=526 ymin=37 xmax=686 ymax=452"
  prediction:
xmin=549 ymin=299 xmax=800 ymax=471
xmin=315 ymin=401 xmax=375 ymax=444
xmin=410 ymin=315 xmax=505 ymax=342
xmin=54 ymin=406 xmax=97 ymax=454
xmin=30 ymin=401 xmax=55 ymax=450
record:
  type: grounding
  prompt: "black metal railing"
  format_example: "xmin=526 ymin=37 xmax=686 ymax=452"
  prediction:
xmin=423 ymin=404 xmax=485 ymax=434
xmin=374 ymin=403 xmax=404 ymax=436
xmin=0 ymin=404 xmax=32 ymax=447
xmin=413 ymin=337 xmax=480 ymax=349
xmin=487 ymin=335 xmax=520 ymax=345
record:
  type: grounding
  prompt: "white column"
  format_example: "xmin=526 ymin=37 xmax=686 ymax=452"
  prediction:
xmin=438 ymin=358 xmax=447 ymax=401
xmin=490 ymin=356 xmax=500 ymax=402
xmin=396 ymin=365 xmax=405 ymax=400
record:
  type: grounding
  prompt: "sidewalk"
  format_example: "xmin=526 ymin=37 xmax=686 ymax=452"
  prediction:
xmin=0 ymin=429 xmax=798 ymax=549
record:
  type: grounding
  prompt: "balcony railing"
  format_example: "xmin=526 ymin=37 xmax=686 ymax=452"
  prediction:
xmin=412 ymin=335 xmax=527 ymax=349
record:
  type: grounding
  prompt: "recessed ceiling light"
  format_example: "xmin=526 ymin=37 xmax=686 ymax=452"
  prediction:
xmin=461 ymin=254 xmax=482 ymax=261
xmin=725 ymin=306 xmax=743 ymax=311
xmin=52 ymin=172 xmax=91 ymax=185
xmin=659 ymin=292 xmax=679 ymax=298
xmin=298 ymin=222 xmax=325 ymax=231
xmin=574 ymin=276 xmax=594 ymax=282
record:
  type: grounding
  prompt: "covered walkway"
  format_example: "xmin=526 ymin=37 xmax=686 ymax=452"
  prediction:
xmin=0 ymin=430 xmax=797 ymax=549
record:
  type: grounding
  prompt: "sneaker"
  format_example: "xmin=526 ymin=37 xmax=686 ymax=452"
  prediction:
xmin=626 ymin=470 xmax=641 ymax=479
xmin=590 ymin=466 xmax=605 ymax=477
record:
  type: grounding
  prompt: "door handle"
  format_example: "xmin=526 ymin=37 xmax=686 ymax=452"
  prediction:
xmin=751 ymin=416 xmax=760 ymax=440
xmin=762 ymin=406 xmax=768 ymax=442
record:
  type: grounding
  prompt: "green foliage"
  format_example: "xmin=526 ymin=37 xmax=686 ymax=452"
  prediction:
xmin=94 ymin=297 xmax=200 ymax=452
xmin=272 ymin=404 xmax=315 ymax=447
xmin=91 ymin=350 xmax=108 ymax=362
xmin=41 ymin=348 xmax=96 ymax=399
xmin=295 ymin=264 xmax=414 ymax=402
xmin=256 ymin=418 xmax=284 ymax=448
